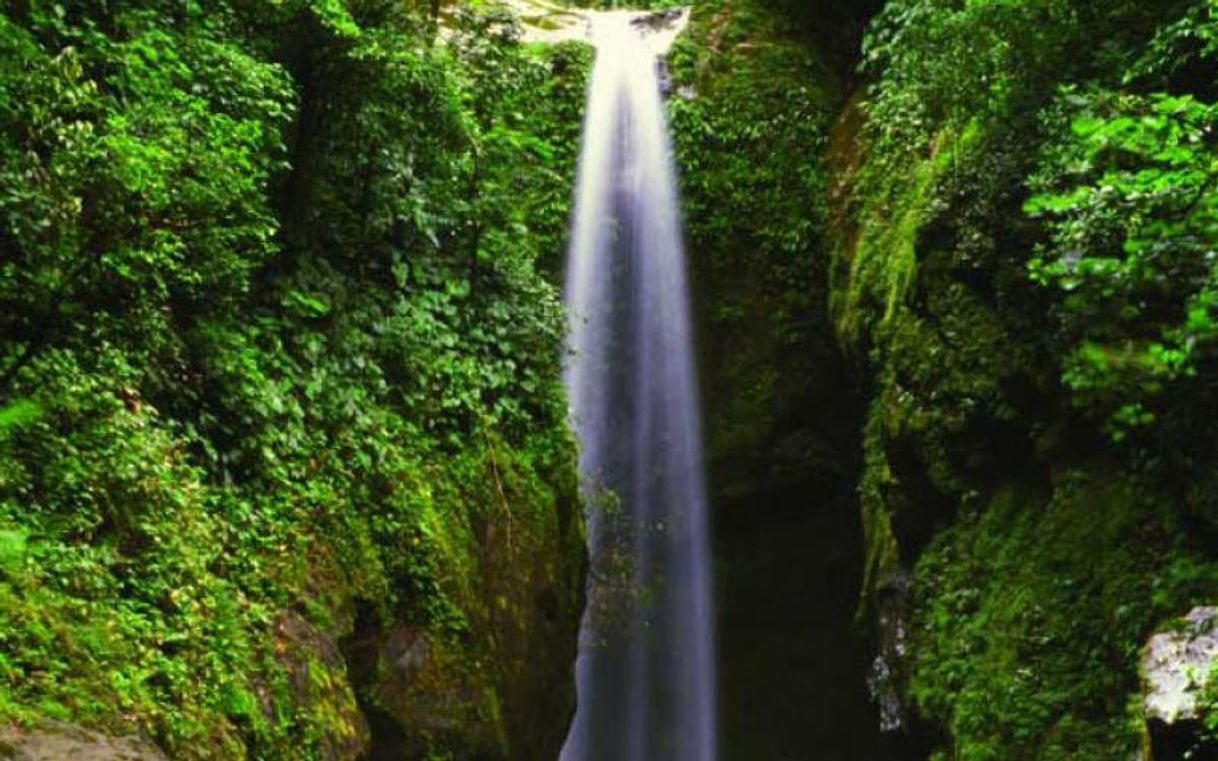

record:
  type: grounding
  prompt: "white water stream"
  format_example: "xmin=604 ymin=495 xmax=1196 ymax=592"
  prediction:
xmin=560 ymin=12 xmax=715 ymax=761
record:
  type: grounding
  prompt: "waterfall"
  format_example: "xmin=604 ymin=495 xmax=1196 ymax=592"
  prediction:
xmin=560 ymin=11 xmax=716 ymax=761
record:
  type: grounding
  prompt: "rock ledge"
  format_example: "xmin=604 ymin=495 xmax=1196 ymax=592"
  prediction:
xmin=0 ymin=722 xmax=167 ymax=761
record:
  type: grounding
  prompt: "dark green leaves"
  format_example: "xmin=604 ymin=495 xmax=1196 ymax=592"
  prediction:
xmin=0 ymin=1 xmax=588 ymax=755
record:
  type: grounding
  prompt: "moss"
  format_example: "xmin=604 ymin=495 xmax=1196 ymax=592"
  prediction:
xmin=832 ymin=120 xmax=986 ymax=343
xmin=0 ymin=390 xmax=583 ymax=759
xmin=857 ymin=407 xmax=904 ymax=620
xmin=908 ymin=471 xmax=1218 ymax=760
xmin=830 ymin=7 xmax=1218 ymax=754
xmin=668 ymin=0 xmax=845 ymax=493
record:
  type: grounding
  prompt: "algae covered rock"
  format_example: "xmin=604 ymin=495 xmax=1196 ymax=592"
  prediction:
xmin=0 ymin=722 xmax=167 ymax=761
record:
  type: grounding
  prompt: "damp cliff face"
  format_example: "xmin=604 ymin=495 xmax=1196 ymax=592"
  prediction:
xmin=662 ymin=1 xmax=1218 ymax=758
xmin=665 ymin=1 xmax=902 ymax=758
xmin=827 ymin=2 xmax=1218 ymax=758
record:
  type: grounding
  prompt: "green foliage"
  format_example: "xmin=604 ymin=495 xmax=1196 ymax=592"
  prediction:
xmin=834 ymin=0 xmax=1191 ymax=341
xmin=1124 ymin=1 xmax=1218 ymax=88
xmin=1027 ymin=89 xmax=1218 ymax=438
xmin=0 ymin=5 xmax=292 ymax=366
xmin=668 ymin=0 xmax=840 ymax=490
xmin=836 ymin=1 xmax=1218 ymax=757
xmin=911 ymin=474 xmax=1218 ymax=760
xmin=0 ymin=400 xmax=41 ymax=438
xmin=1202 ymin=660 xmax=1218 ymax=746
xmin=0 ymin=0 xmax=589 ymax=757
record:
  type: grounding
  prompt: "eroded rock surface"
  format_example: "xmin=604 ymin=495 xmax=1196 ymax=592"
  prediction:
xmin=0 ymin=723 xmax=166 ymax=761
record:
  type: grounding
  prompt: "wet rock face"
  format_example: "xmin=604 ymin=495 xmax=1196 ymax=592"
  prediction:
xmin=0 ymin=723 xmax=167 ymax=761
xmin=868 ymin=571 xmax=912 ymax=735
xmin=274 ymin=610 xmax=371 ymax=760
xmin=333 ymin=486 xmax=584 ymax=761
xmin=1143 ymin=607 xmax=1218 ymax=759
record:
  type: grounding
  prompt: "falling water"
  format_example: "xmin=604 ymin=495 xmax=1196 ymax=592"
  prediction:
xmin=560 ymin=11 xmax=715 ymax=761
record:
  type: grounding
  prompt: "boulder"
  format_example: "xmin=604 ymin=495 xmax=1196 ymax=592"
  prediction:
xmin=1142 ymin=606 xmax=1218 ymax=759
xmin=0 ymin=722 xmax=166 ymax=761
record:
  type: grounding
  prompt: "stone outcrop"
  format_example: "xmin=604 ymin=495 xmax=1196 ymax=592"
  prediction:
xmin=0 ymin=723 xmax=167 ymax=761
xmin=1142 ymin=607 xmax=1218 ymax=759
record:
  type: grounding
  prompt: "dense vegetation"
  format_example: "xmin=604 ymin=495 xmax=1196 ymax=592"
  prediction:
xmin=831 ymin=0 xmax=1218 ymax=757
xmin=4 ymin=0 xmax=1218 ymax=759
xmin=0 ymin=1 xmax=589 ymax=757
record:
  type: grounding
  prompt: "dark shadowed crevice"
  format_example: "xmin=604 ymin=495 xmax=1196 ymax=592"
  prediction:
xmin=340 ymin=600 xmax=406 ymax=761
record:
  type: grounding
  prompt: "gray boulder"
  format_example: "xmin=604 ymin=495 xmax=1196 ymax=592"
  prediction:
xmin=1142 ymin=606 xmax=1218 ymax=759
xmin=0 ymin=722 xmax=166 ymax=761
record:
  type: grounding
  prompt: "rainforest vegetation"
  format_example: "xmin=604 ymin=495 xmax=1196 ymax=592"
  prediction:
xmin=0 ymin=2 xmax=588 ymax=757
xmin=1 ymin=0 xmax=1217 ymax=759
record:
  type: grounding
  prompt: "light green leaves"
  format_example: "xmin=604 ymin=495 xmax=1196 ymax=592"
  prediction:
xmin=1027 ymin=89 xmax=1218 ymax=437
xmin=0 ymin=400 xmax=41 ymax=436
xmin=0 ymin=528 xmax=27 ymax=574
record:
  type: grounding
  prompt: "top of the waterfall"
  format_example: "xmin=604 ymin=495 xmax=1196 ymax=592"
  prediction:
xmin=499 ymin=0 xmax=690 ymax=54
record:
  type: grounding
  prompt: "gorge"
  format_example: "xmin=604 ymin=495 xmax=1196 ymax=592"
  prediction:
xmin=1 ymin=1 xmax=1218 ymax=760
